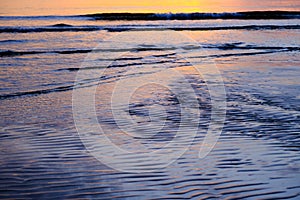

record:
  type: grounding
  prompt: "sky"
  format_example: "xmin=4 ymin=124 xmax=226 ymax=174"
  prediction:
xmin=0 ymin=0 xmax=299 ymax=16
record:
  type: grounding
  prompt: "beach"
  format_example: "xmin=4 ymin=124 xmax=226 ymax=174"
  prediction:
xmin=0 ymin=12 xmax=300 ymax=199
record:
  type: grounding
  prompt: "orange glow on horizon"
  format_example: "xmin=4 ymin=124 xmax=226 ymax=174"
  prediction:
xmin=0 ymin=0 xmax=299 ymax=16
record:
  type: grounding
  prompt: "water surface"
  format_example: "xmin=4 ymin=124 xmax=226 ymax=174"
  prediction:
xmin=0 ymin=14 xmax=300 ymax=199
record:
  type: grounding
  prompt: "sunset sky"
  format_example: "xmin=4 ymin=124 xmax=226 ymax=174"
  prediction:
xmin=0 ymin=0 xmax=299 ymax=15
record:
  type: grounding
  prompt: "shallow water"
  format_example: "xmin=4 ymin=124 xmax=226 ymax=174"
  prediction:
xmin=0 ymin=16 xmax=300 ymax=199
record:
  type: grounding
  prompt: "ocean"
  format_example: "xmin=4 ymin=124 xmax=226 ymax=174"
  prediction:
xmin=0 ymin=11 xmax=300 ymax=199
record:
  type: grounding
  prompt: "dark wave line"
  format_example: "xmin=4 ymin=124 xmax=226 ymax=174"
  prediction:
xmin=175 ymin=24 xmax=300 ymax=31
xmin=0 ymin=78 xmax=102 ymax=100
xmin=202 ymin=44 xmax=300 ymax=51
xmin=1 ymin=24 xmax=299 ymax=33
xmin=0 ymin=85 xmax=75 ymax=100
xmin=0 ymin=39 xmax=31 ymax=43
xmin=1 ymin=44 xmax=298 ymax=57
xmin=0 ymin=25 xmax=101 ymax=33
xmin=192 ymin=49 xmax=291 ymax=59
xmin=57 ymin=58 xmax=183 ymax=72
xmin=51 ymin=23 xmax=74 ymax=27
xmin=82 ymin=11 xmax=300 ymax=20
xmin=107 ymin=25 xmax=300 ymax=32
xmin=0 ymin=49 xmax=92 ymax=57
xmin=0 ymin=47 xmax=177 ymax=57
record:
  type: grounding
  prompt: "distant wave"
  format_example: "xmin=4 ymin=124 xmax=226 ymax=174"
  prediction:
xmin=1 ymin=11 xmax=299 ymax=21
xmin=0 ymin=39 xmax=33 ymax=43
xmin=1 ymin=24 xmax=299 ymax=33
xmin=0 ymin=25 xmax=101 ymax=33
xmin=82 ymin=11 xmax=300 ymax=20
xmin=0 ymin=49 xmax=93 ymax=57
xmin=1 ymin=43 xmax=299 ymax=57
xmin=106 ymin=25 xmax=300 ymax=32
